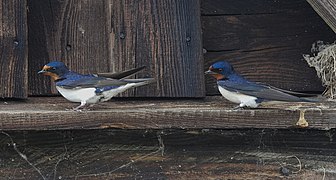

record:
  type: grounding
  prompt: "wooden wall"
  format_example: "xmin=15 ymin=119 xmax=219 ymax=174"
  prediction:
xmin=1 ymin=0 xmax=336 ymax=98
xmin=109 ymin=0 xmax=204 ymax=97
xmin=202 ymin=0 xmax=336 ymax=95
xmin=0 ymin=0 xmax=28 ymax=99
xmin=27 ymin=0 xmax=111 ymax=96
xmin=28 ymin=0 xmax=205 ymax=98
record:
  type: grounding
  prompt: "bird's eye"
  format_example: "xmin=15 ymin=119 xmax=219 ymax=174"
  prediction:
xmin=51 ymin=67 xmax=56 ymax=70
xmin=218 ymin=69 xmax=223 ymax=72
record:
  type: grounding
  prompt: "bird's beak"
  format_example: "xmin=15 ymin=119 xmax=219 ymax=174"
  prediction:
xmin=204 ymin=70 xmax=217 ymax=75
xmin=205 ymin=69 xmax=225 ymax=80
xmin=38 ymin=69 xmax=46 ymax=74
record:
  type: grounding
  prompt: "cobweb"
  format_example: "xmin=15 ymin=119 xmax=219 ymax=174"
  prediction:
xmin=303 ymin=40 xmax=336 ymax=99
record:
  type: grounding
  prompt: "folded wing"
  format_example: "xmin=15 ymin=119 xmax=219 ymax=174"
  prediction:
xmin=218 ymin=80 xmax=312 ymax=102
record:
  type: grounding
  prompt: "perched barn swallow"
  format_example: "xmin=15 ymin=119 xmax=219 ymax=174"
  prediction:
xmin=205 ymin=61 xmax=316 ymax=108
xmin=38 ymin=61 xmax=154 ymax=110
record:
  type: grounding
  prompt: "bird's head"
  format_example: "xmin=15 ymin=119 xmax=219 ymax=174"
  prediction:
xmin=205 ymin=61 xmax=235 ymax=80
xmin=38 ymin=61 xmax=70 ymax=81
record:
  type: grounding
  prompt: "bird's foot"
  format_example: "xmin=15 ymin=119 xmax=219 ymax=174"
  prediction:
xmin=232 ymin=105 xmax=256 ymax=110
xmin=71 ymin=102 xmax=88 ymax=112
xmin=72 ymin=106 xmax=92 ymax=112
xmin=72 ymin=107 xmax=83 ymax=112
xmin=233 ymin=105 xmax=250 ymax=110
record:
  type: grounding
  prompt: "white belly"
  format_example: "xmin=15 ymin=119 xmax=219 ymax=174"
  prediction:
xmin=56 ymin=83 xmax=139 ymax=104
xmin=56 ymin=86 xmax=100 ymax=103
xmin=218 ymin=86 xmax=259 ymax=107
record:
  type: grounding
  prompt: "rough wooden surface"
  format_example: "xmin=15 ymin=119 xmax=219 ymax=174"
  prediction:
xmin=109 ymin=0 xmax=205 ymax=97
xmin=0 ymin=129 xmax=335 ymax=179
xmin=0 ymin=0 xmax=28 ymax=99
xmin=0 ymin=97 xmax=334 ymax=130
xmin=201 ymin=0 xmax=336 ymax=95
xmin=27 ymin=0 xmax=111 ymax=95
xmin=28 ymin=0 xmax=205 ymax=98
xmin=307 ymin=0 xmax=336 ymax=33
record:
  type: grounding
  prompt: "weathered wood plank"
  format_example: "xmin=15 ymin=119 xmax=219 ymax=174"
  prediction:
xmin=307 ymin=0 xmax=336 ymax=33
xmin=109 ymin=0 xmax=205 ymax=97
xmin=27 ymin=0 xmax=111 ymax=95
xmin=0 ymin=0 xmax=28 ymax=98
xmin=201 ymin=0 xmax=336 ymax=95
xmin=28 ymin=0 xmax=205 ymax=98
xmin=0 ymin=129 xmax=335 ymax=179
xmin=0 ymin=97 xmax=334 ymax=130
xmin=201 ymin=0 xmax=312 ymax=15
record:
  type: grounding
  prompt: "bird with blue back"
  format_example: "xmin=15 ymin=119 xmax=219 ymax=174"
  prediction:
xmin=205 ymin=61 xmax=317 ymax=108
xmin=38 ymin=61 xmax=154 ymax=110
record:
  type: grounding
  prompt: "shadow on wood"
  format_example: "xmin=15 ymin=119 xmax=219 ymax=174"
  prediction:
xmin=0 ymin=129 xmax=335 ymax=179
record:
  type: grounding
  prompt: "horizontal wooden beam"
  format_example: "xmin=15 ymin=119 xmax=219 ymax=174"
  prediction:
xmin=0 ymin=129 xmax=335 ymax=179
xmin=0 ymin=97 xmax=334 ymax=130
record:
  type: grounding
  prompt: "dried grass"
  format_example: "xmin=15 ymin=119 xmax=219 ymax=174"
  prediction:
xmin=303 ymin=41 xmax=336 ymax=99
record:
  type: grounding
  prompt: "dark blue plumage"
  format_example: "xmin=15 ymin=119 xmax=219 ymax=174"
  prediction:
xmin=205 ymin=61 xmax=316 ymax=108
xmin=38 ymin=61 xmax=154 ymax=110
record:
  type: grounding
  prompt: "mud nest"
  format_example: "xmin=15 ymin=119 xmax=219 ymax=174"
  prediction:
xmin=303 ymin=41 xmax=336 ymax=99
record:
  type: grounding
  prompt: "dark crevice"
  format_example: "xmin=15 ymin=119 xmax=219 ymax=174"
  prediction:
xmin=205 ymin=48 xmax=240 ymax=53
xmin=204 ymin=46 xmax=292 ymax=53
xmin=201 ymin=12 xmax=277 ymax=17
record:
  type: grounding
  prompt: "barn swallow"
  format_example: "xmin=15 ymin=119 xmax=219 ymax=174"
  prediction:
xmin=38 ymin=61 xmax=154 ymax=110
xmin=205 ymin=61 xmax=316 ymax=108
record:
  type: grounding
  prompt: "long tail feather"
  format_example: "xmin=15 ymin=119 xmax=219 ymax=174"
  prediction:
xmin=122 ymin=78 xmax=155 ymax=86
xmin=97 ymin=66 xmax=146 ymax=79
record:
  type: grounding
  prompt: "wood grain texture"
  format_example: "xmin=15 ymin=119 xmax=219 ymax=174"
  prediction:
xmin=201 ymin=0 xmax=336 ymax=95
xmin=28 ymin=0 xmax=111 ymax=95
xmin=28 ymin=0 xmax=205 ymax=98
xmin=0 ymin=129 xmax=335 ymax=179
xmin=109 ymin=0 xmax=205 ymax=97
xmin=0 ymin=97 xmax=334 ymax=130
xmin=0 ymin=0 xmax=28 ymax=98
xmin=307 ymin=0 xmax=336 ymax=33
xmin=201 ymin=0 xmax=315 ymax=15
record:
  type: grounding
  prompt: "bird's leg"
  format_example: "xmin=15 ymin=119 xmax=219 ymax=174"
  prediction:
xmin=233 ymin=103 xmax=249 ymax=110
xmin=73 ymin=101 xmax=87 ymax=111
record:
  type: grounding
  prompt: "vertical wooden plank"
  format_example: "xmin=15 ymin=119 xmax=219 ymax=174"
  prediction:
xmin=0 ymin=0 xmax=28 ymax=99
xmin=306 ymin=0 xmax=336 ymax=33
xmin=28 ymin=0 xmax=111 ymax=95
xmin=109 ymin=0 xmax=205 ymax=97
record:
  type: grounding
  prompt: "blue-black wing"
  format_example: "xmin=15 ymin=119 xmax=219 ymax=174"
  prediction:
xmin=56 ymin=75 xmax=128 ymax=89
xmin=217 ymin=80 xmax=310 ymax=102
xmin=56 ymin=73 xmax=154 ymax=89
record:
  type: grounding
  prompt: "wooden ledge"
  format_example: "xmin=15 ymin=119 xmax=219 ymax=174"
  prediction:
xmin=0 ymin=97 xmax=335 ymax=130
